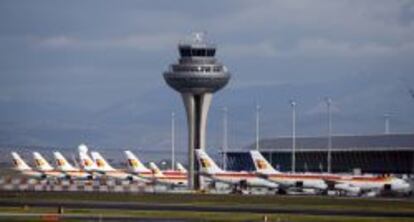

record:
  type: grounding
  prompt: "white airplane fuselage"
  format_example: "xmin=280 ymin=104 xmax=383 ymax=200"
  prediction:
xmin=59 ymin=170 xmax=93 ymax=180
xmin=263 ymin=173 xmax=328 ymax=190
xmin=37 ymin=170 xmax=67 ymax=179
xmin=330 ymin=175 xmax=411 ymax=193
xmin=18 ymin=170 xmax=45 ymax=179
xmin=134 ymin=171 xmax=188 ymax=187
xmin=203 ymin=172 xmax=278 ymax=188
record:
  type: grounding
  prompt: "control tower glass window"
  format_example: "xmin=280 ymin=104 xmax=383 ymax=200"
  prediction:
xmin=180 ymin=48 xmax=191 ymax=57
xmin=179 ymin=47 xmax=216 ymax=57
xmin=206 ymin=49 xmax=215 ymax=57
xmin=191 ymin=49 xmax=205 ymax=57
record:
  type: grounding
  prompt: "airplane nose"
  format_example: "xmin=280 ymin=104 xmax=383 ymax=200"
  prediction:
xmin=396 ymin=179 xmax=411 ymax=191
xmin=404 ymin=182 xmax=411 ymax=190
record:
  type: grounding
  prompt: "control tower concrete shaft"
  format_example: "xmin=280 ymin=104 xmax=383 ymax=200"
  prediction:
xmin=163 ymin=33 xmax=230 ymax=190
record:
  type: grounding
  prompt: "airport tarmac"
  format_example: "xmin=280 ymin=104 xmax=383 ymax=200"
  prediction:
xmin=0 ymin=213 xmax=188 ymax=222
xmin=0 ymin=213 xmax=187 ymax=222
xmin=1 ymin=198 xmax=414 ymax=218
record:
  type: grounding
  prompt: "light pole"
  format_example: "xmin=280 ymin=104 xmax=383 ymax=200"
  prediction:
xmin=222 ymin=106 xmax=228 ymax=170
xmin=171 ymin=112 xmax=175 ymax=170
xmin=290 ymin=100 xmax=296 ymax=173
xmin=384 ymin=113 xmax=390 ymax=134
xmin=256 ymin=104 xmax=261 ymax=150
xmin=325 ymin=97 xmax=332 ymax=174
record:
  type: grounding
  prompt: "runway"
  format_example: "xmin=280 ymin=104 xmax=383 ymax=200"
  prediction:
xmin=0 ymin=199 xmax=413 ymax=218
xmin=0 ymin=213 xmax=187 ymax=222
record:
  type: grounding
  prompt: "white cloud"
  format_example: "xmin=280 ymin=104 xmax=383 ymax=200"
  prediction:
xmin=210 ymin=1 xmax=414 ymax=56
xmin=27 ymin=1 xmax=414 ymax=58
xmin=33 ymin=36 xmax=79 ymax=49
xmin=221 ymin=38 xmax=414 ymax=58
xmin=215 ymin=1 xmax=414 ymax=37
xmin=108 ymin=33 xmax=181 ymax=51
xmin=30 ymin=32 xmax=182 ymax=52
xmin=306 ymin=100 xmax=341 ymax=116
xmin=221 ymin=41 xmax=277 ymax=58
xmin=291 ymin=38 xmax=395 ymax=57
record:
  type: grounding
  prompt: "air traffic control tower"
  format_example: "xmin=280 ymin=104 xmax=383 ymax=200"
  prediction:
xmin=163 ymin=33 xmax=230 ymax=190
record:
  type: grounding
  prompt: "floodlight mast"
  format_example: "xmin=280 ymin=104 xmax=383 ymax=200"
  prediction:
xmin=384 ymin=113 xmax=390 ymax=134
xmin=290 ymin=100 xmax=296 ymax=173
xmin=325 ymin=97 xmax=332 ymax=174
xmin=171 ymin=112 xmax=176 ymax=170
xmin=256 ymin=104 xmax=261 ymax=151
xmin=222 ymin=106 xmax=228 ymax=170
xmin=163 ymin=33 xmax=230 ymax=190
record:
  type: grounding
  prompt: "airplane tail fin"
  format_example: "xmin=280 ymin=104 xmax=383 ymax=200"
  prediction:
xmin=149 ymin=162 xmax=164 ymax=177
xmin=176 ymin=162 xmax=187 ymax=173
xmin=33 ymin=152 xmax=54 ymax=171
xmin=79 ymin=151 xmax=96 ymax=171
xmin=195 ymin=149 xmax=224 ymax=174
xmin=249 ymin=150 xmax=279 ymax=174
xmin=11 ymin=152 xmax=32 ymax=171
xmin=124 ymin=150 xmax=150 ymax=173
xmin=91 ymin=151 xmax=115 ymax=171
xmin=53 ymin=151 xmax=76 ymax=171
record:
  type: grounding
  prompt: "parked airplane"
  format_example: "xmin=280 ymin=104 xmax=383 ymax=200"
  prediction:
xmin=250 ymin=150 xmax=410 ymax=196
xmin=90 ymin=151 xmax=148 ymax=183
xmin=11 ymin=152 xmax=44 ymax=179
xmin=124 ymin=150 xmax=187 ymax=187
xmin=250 ymin=150 xmax=327 ymax=194
xmin=32 ymin=152 xmax=67 ymax=179
xmin=53 ymin=151 xmax=94 ymax=180
xmin=195 ymin=149 xmax=278 ymax=190
xmin=160 ymin=162 xmax=187 ymax=176
xmin=323 ymin=174 xmax=411 ymax=196
xmin=148 ymin=162 xmax=188 ymax=187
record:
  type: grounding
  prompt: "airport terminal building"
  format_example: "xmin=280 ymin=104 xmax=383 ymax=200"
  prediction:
xmin=226 ymin=134 xmax=414 ymax=175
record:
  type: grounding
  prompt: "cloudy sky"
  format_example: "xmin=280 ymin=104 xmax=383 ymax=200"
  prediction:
xmin=0 ymin=1 xmax=414 ymax=160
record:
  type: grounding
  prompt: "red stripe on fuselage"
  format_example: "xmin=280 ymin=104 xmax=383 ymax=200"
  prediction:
xmin=211 ymin=173 xmax=257 ymax=178
xmin=267 ymin=173 xmax=391 ymax=183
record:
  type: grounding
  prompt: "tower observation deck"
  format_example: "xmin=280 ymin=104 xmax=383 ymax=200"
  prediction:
xmin=163 ymin=33 xmax=231 ymax=190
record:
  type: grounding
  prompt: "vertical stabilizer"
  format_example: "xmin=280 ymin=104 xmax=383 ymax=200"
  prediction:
xmin=195 ymin=149 xmax=224 ymax=174
xmin=33 ymin=152 xmax=54 ymax=171
xmin=124 ymin=150 xmax=151 ymax=173
xmin=176 ymin=162 xmax=187 ymax=173
xmin=91 ymin=152 xmax=115 ymax=172
xmin=54 ymin=152 xmax=77 ymax=171
xmin=149 ymin=162 xmax=164 ymax=177
xmin=79 ymin=151 xmax=97 ymax=171
xmin=11 ymin=152 xmax=32 ymax=171
xmin=250 ymin=150 xmax=279 ymax=174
